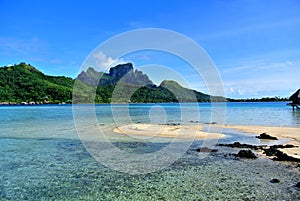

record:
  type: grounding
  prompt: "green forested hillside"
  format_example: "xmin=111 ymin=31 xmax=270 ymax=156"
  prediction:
xmin=0 ymin=62 xmax=225 ymax=104
xmin=160 ymin=80 xmax=210 ymax=102
xmin=0 ymin=62 xmax=74 ymax=103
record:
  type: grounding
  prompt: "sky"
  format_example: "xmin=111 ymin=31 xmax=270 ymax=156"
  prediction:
xmin=0 ymin=0 xmax=299 ymax=98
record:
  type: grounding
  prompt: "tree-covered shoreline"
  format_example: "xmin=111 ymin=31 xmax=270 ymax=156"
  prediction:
xmin=0 ymin=62 xmax=288 ymax=105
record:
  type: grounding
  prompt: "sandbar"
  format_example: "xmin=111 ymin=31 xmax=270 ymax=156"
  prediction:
xmin=113 ymin=124 xmax=225 ymax=140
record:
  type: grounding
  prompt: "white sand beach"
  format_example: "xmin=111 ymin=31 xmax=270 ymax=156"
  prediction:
xmin=113 ymin=123 xmax=225 ymax=140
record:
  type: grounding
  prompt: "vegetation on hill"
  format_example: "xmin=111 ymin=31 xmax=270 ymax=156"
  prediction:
xmin=2 ymin=62 xmax=209 ymax=104
xmin=0 ymin=62 xmax=73 ymax=103
xmin=2 ymin=62 xmax=285 ymax=104
xmin=75 ymin=63 xmax=226 ymax=103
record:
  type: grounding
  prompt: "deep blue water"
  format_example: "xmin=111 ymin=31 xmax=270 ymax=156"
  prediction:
xmin=0 ymin=102 xmax=300 ymax=200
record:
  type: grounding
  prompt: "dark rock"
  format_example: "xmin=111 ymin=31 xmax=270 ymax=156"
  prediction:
xmin=256 ymin=133 xmax=278 ymax=140
xmin=219 ymin=143 xmax=297 ymax=153
xmin=270 ymin=178 xmax=280 ymax=183
xmin=263 ymin=144 xmax=298 ymax=157
xmin=262 ymin=146 xmax=278 ymax=156
xmin=162 ymin=123 xmax=181 ymax=126
xmin=204 ymin=122 xmax=217 ymax=125
xmin=218 ymin=142 xmax=300 ymax=162
xmin=275 ymin=144 xmax=298 ymax=149
xmin=234 ymin=150 xmax=257 ymax=159
xmin=272 ymin=150 xmax=300 ymax=162
xmin=217 ymin=142 xmax=264 ymax=150
xmin=195 ymin=147 xmax=218 ymax=153
xmin=296 ymin=182 xmax=300 ymax=188
xmin=262 ymin=145 xmax=300 ymax=162
xmin=190 ymin=120 xmax=199 ymax=123
xmin=218 ymin=142 xmax=242 ymax=148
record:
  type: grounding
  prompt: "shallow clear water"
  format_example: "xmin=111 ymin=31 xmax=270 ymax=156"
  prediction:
xmin=224 ymin=102 xmax=300 ymax=126
xmin=0 ymin=103 xmax=300 ymax=200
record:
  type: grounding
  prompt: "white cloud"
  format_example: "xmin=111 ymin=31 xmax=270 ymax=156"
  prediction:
xmin=219 ymin=58 xmax=300 ymax=98
xmin=223 ymin=76 xmax=299 ymax=98
xmin=91 ymin=51 xmax=127 ymax=71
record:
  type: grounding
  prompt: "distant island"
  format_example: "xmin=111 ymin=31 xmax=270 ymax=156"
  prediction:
xmin=0 ymin=62 xmax=288 ymax=105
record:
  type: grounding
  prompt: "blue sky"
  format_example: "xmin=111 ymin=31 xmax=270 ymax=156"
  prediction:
xmin=0 ymin=0 xmax=299 ymax=98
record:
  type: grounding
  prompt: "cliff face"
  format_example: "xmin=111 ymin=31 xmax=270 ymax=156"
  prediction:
xmin=108 ymin=63 xmax=153 ymax=86
xmin=77 ymin=67 xmax=103 ymax=87
xmin=77 ymin=63 xmax=153 ymax=86
xmin=109 ymin=63 xmax=133 ymax=81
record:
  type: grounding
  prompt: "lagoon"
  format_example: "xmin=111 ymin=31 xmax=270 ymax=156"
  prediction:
xmin=0 ymin=102 xmax=299 ymax=200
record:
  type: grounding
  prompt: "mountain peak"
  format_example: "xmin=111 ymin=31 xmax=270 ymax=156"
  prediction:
xmin=0 ymin=62 xmax=226 ymax=103
xmin=109 ymin=63 xmax=133 ymax=80
xmin=8 ymin=62 xmax=42 ymax=74
xmin=77 ymin=63 xmax=153 ymax=86
xmin=160 ymin=80 xmax=182 ymax=87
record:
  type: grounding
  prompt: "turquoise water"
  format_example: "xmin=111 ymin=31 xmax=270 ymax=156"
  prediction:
xmin=224 ymin=102 xmax=300 ymax=126
xmin=1 ymin=103 xmax=300 ymax=200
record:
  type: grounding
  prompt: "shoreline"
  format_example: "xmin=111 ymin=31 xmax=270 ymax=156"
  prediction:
xmin=213 ymin=124 xmax=300 ymax=159
xmin=113 ymin=123 xmax=300 ymax=159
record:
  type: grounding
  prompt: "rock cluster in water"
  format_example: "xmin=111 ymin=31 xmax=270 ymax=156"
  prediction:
xmin=195 ymin=147 xmax=218 ymax=153
xmin=256 ymin=133 xmax=278 ymax=140
xmin=217 ymin=142 xmax=300 ymax=162
xmin=234 ymin=150 xmax=257 ymax=159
